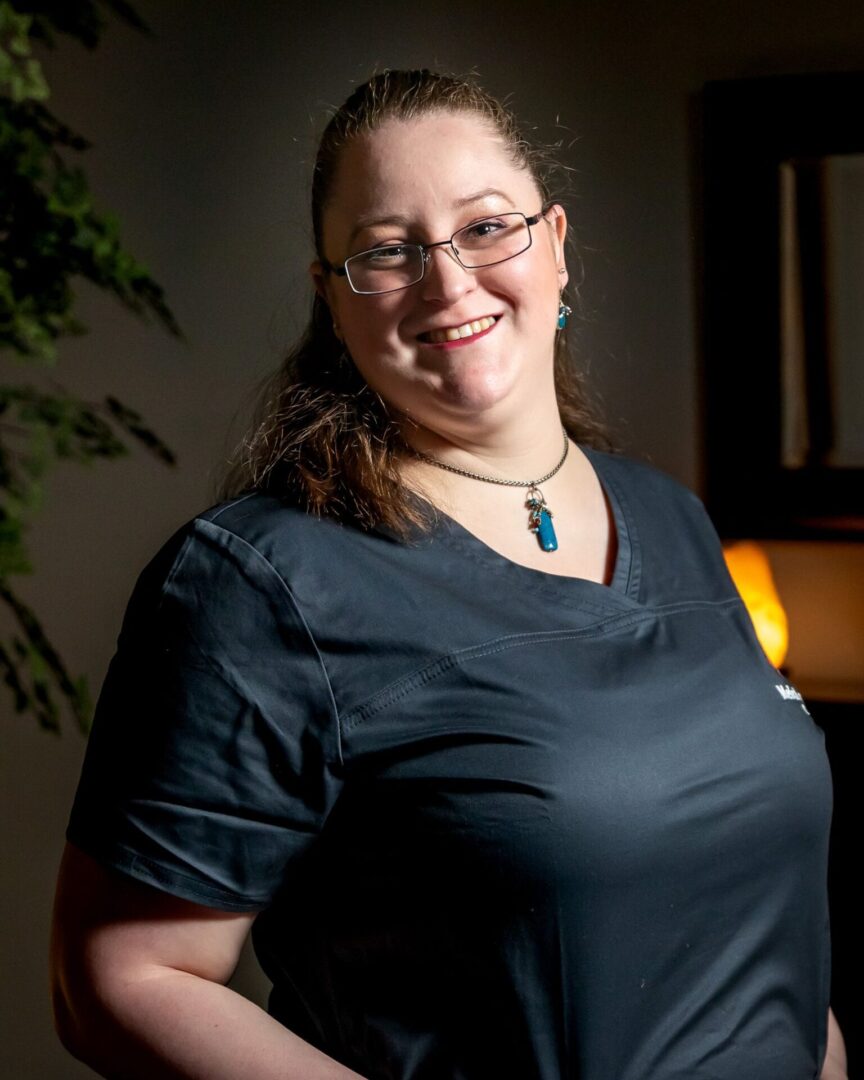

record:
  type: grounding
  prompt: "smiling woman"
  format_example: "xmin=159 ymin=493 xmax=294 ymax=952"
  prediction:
xmin=312 ymin=112 xmax=568 ymax=441
xmin=50 ymin=69 xmax=843 ymax=1080
xmin=213 ymin=71 xmax=610 ymax=553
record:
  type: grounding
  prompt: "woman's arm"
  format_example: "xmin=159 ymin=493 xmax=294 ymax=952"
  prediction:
xmin=820 ymin=1007 xmax=848 ymax=1080
xmin=50 ymin=843 xmax=367 ymax=1080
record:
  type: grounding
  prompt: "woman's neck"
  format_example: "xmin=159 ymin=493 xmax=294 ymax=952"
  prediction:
xmin=396 ymin=407 xmax=568 ymax=485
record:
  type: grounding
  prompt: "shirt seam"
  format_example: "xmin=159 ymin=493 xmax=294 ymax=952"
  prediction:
xmin=66 ymin=832 xmax=271 ymax=911
xmin=341 ymin=596 xmax=744 ymax=732
xmin=189 ymin=517 xmax=346 ymax=771
xmin=423 ymin=530 xmax=644 ymax=616
xmin=587 ymin=447 xmax=643 ymax=600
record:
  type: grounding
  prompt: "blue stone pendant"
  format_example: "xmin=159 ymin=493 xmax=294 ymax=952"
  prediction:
xmin=535 ymin=507 xmax=558 ymax=551
xmin=527 ymin=487 xmax=558 ymax=552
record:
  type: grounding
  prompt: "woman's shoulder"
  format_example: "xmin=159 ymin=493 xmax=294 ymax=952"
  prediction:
xmin=195 ymin=487 xmax=396 ymax=562
xmin=141 ymin=488 xmax=396 ymax=611
xmin=581 ymin=443 xmax=705 ymax=511
xmin=195 ymin=488 xmax=331 ymax=547
xmin=115 ymin=490 xmax=373 ymax=659
xmin=581 ymin=443 xmax=718 ymax=540
xmin=583 ymin=445 xmax=738 ymax=600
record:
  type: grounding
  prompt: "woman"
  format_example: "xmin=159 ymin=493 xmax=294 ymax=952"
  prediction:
xmin=51 ymin=70 xmax=846 ymax=1079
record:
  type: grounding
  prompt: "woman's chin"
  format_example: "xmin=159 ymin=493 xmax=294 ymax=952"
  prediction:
xmin=431 ymin=364 xmax=518 ymax=413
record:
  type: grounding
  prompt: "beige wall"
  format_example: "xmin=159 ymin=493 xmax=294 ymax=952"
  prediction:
xmin=3 ymin=1 xmax=863 ymax=1074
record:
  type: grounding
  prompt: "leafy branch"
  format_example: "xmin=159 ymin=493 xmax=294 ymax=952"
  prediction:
xmin=0 ymin=0 xmax=180 ymax=733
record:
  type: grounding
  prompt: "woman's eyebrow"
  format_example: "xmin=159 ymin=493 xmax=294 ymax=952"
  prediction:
xmin=452 ymin=188 xmax=516 ymax=209
xmin=347 ymin=190 xmax=516 ymax=248
xmin=348 ymin=214 xmax=411 ymax=248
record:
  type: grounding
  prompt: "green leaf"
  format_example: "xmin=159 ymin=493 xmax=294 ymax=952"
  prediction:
xmin=0 ymin=638 xmax=30 ymax=713
xmin=0 ymin=580 xmax=90 ymax=732
xmin=0 ymin=4 xmax=49 ymax=103
xmin=104 ymin=395 xmax=177 ymax=465
xmin=0 ymin=0 xmax=174 ymax=734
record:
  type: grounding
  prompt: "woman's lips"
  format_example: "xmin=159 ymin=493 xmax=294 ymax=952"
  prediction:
xmin=418 ymin=315 xmax=500 ymax=348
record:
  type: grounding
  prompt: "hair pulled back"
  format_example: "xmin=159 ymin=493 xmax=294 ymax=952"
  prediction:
xmin=217 ymin=69 xmax=611 ymax=537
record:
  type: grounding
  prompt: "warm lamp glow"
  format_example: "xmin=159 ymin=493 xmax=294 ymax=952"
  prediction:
xmin=722 ymin=541 xmax=789 ymax=668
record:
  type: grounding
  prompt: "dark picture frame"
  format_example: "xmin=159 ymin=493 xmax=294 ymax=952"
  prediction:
xmin=702 ymin=73 xmax=864 ymax=540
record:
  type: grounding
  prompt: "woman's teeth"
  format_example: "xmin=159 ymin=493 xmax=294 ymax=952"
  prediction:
xmin=423 ymin=316 xmax=497 ymax=344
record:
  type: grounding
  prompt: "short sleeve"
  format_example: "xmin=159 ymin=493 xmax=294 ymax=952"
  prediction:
xmin=67 ymin=517 xmax=343 ymax=912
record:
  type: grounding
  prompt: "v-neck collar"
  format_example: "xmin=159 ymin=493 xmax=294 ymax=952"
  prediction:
xmin=422 ymin=443 xmax=643 ymax=610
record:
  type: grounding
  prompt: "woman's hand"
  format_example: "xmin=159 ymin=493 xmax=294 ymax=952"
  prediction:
xmin=819 ymin=1006 xmax=848 ymax=1080
xmin=50 ymin=843 xmax=367 ymax=1080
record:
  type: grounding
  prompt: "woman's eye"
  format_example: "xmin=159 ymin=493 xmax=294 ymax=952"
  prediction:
xmin=463 ymin=218 xmax=507 ymax=240
xmin=361 ymin=245 xmax=408 ymax=264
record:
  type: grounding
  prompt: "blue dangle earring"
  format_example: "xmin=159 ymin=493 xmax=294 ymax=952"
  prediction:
xmin=557 ymin=269 xmax=572 ymax=330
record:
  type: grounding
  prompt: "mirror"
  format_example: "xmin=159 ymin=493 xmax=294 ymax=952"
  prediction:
xmin=702 ymin=74 xmax=864 ymax=539
xmin=780 ymin=153 xmax=864 ymax=471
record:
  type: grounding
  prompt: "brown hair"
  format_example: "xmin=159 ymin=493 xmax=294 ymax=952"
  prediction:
xmin=216 ymin=69 xmax=611 ymax=538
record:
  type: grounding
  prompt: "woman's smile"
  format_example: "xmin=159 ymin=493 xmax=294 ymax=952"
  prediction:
xmin=417 ymin=314 xmax=501 ymax=347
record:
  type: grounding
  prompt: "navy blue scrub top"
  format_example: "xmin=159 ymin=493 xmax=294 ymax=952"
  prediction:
xmin=68 ymin=446 xmax=833 ymax=1080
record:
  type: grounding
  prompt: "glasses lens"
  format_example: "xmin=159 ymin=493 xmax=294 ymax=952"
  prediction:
xmin=345 ymin=245 xmax=425 ymax=294
xmin=453 ymin=213 xmax=531 ymax=268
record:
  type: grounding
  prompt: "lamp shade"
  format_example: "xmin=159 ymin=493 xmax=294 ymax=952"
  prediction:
xmin=722 ymin=541 xmax=790 ymax=668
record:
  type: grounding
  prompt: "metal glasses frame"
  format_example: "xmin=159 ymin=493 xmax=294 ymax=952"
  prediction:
xmin=320 ymin=208 xmax=550 ymax=295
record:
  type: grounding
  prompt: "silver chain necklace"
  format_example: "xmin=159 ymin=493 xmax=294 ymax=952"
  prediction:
xmin=408 ymin=426 xmax=570 ymax=552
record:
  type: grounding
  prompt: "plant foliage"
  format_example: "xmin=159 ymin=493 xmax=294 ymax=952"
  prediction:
xmin=0 ymin=0 xmax=179 ymax=733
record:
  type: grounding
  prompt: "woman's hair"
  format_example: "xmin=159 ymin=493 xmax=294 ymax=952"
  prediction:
xmin=216 ymin=68 xmax=612 ymax=538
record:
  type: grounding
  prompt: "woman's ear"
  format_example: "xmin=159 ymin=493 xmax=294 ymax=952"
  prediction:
xmin=545 ymin=204 xmax=568 ymax=289
xmin=310 ymin=261 xmax=342 ymax=340
xmin=310 ymin=259 xmax=328 ymax=303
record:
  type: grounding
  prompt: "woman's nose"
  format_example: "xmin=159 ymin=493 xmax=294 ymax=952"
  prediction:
xmin=418 ymin=245 xmax=477 ymax=304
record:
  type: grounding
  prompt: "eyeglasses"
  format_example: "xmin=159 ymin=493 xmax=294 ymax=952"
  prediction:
xmin=321 ymin=209 xmax=549 ymax=296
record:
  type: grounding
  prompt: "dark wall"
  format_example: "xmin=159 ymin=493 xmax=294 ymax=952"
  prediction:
xmin=3 ymin=2 xmax=862 ymax=1075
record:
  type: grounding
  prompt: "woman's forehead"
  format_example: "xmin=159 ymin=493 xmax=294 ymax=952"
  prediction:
xmin=323 ymin=113 xmax=539 ymax=228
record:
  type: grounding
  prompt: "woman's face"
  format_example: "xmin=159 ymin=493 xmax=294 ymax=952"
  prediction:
xmin=312 ymin=111 xmax=568 ymax=440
